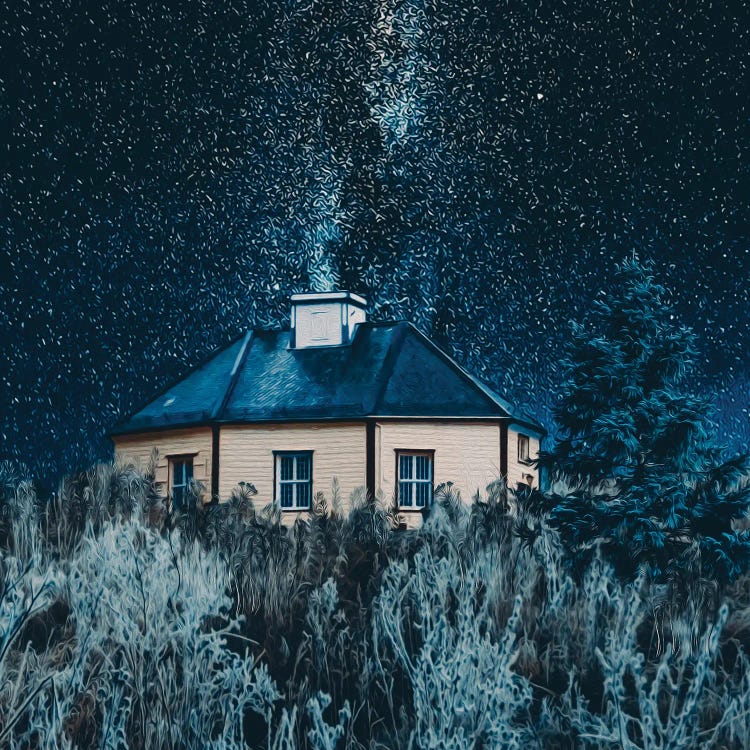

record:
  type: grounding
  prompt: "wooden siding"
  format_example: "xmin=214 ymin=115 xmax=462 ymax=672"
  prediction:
xmin=113 ymin=428 xmax=213 ymax=500
xmin=507 ymin=428 xmax=540 ymax=490
xmin=375 ymin=421 xmax=502 ymax=512
xmin=111 ymin=420 xmax=540 ymax=525
xmin=219 ymin=423 xmax=367 ymax=520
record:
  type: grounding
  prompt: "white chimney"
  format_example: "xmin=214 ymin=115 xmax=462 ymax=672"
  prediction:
xmin=290 ymin=291 xmax=367 ymax=348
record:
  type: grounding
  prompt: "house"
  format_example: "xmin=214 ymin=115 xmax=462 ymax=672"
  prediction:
xmin=111 ymin=291 xmax=545 ymax=523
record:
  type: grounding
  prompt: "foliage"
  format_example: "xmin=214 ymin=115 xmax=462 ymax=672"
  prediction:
xmin=2 ymin=461 xmax=750 ymax=748
xmin=539 ymin=258 xmax=750 ymax=585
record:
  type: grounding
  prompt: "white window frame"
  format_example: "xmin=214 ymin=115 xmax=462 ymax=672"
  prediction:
xmin=169 ymin=455 xmax=194 ymax=508
xmin=274 ymin=451 xmax=313 ymax=510
xmin=517 ymin=434 xmax=531 ymax=464
xmin=396 ymin=450 xmax=434 ymax=510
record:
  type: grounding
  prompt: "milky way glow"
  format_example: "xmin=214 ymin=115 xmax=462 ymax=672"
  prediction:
xmin=1 ymin=0 xmax=748 ymax=478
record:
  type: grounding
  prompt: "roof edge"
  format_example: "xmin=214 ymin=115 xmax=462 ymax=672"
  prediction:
xmin=110 ymin=415 xmax=217 ymax=437
xmin=107 ymin=332 xmax=247 ymax=438
xmin=111 ymin=414 xmax=532 ymax=438
xmin=211 ymin=330 xmax=253 ymax=419
xmin=403 ymin=324 xmax=546 ymax=432
xmin=404 ymin=323 xmax=512 ymax=418
xmin=507 ymin=418 xmax=547 ymax=437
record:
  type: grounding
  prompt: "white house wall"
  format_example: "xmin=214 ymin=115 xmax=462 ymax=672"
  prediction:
xmin=218 ymin=422 xmax=367 ymax=519
xmin=112 ymin=420 xmax=540 ymax=523
xmin=113 ymin=427 xmax=213 ymax=497
xmin=375 ymin=420 xmax=503 ymax=507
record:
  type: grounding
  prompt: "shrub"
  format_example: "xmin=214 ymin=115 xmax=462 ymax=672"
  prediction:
xmin=2 ymin=464 xmax=750 ymax=749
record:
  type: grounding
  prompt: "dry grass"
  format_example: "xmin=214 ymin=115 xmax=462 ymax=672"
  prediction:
xmin=0 ymin=459 xmax=749 ymax=749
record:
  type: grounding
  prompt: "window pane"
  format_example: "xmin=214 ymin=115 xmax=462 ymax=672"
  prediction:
xmin=280 ymin=483 xmax=294 ymax=508
xmin=296 ymin=481 xmax=310 ymax=509
xmin=280 ymin=456 xmax=294 ymax=481
xmin=296 ymin=455 xmax=310 ymax=481
xmin=399 ymin=454 xmax=412 ymax=480
xmin=276 ymin=453 xmax=313 ymax=510
xmin=518 ymin=436 xmax=529 ymax=462
xmin=416 ymin=455 xmax=431 ymax=480
xmin=172 ymin=458 xmax=193 ymax=508
xmin=416 ymin=482 xmax=430 ymax=507
xmin=399 ymin=481 xmax=412 ymax=507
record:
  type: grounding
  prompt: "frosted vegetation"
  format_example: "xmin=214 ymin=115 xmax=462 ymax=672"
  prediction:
xmin=2 ymin=460 xmax=750 ymax=749
xmin=2 ymin=259 xmax=750 ymax=748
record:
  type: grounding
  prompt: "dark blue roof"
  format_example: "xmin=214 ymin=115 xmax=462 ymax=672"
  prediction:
xmin=111 ymin=321 xmax=545 ymax=435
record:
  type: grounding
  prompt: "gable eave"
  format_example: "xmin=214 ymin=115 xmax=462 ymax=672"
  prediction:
xmin=385 ymin=323 xmax=511 ymax=418
xmin=108 ymin=332 xmax=247 ymax=438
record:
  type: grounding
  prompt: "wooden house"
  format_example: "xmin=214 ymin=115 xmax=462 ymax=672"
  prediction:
xmin=111 ymin=292 xmax=545 ymax=523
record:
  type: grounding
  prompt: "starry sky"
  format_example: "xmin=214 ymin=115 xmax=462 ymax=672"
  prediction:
xmin=1 ymin=0 xmax=748 ymax=479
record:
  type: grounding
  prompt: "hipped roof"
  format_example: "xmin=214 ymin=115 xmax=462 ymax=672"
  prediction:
xmin=112 ymin=321 xmax=545 ymax=436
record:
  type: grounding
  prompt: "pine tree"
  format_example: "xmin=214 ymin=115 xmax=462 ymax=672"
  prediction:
xmin=540 ymin=257 xmax=750 ymax=584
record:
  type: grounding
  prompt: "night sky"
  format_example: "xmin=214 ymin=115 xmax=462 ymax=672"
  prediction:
xmin=1 ymin=0 xmax=748 ymax=479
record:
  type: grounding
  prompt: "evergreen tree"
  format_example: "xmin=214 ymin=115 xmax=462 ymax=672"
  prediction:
xmin=540 ymin=258 xmax=750 ymax=584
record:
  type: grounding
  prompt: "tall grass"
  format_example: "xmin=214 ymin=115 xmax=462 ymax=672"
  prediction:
xmin=0 ymin=458 xmax=748 ymax=748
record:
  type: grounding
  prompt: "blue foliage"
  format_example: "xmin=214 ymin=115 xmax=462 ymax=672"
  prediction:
xmin=541 ymin=258 xmax=750 ymax=585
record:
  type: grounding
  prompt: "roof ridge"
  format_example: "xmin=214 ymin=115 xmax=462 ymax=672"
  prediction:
xmin=367 ymin=320 xmax=410 ymax=414
xmin=404 ymin=323 xmax=511 ymax=417
xmin=406 ymin=325 xmax=545 ymax=432
xmin=211 ymin=330 xmax=253 ymax=420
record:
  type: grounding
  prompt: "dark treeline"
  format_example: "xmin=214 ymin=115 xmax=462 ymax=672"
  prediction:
xmin=540 ymin=259 xmax=750 ymax=588
xmin=2 ymin=0 xmax=749 ymax=479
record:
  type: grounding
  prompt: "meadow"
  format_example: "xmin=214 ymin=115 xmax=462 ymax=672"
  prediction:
xmin=2 ymin=458 xmax=750 ymax=749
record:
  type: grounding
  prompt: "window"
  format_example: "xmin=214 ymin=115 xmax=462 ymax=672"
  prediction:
xmin=518 ymin=434 xmax=531 ymax=464
xmin=170 ymin=456 xmax=194 ymax=508
xmin=397 ymin=451 xmax=433 ymax=509
xmin=275 ymin=452 xmax=313 ymax=510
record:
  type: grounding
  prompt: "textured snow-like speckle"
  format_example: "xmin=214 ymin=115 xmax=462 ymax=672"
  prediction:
xmin=1 ymin=0 xmax=748 ymax=478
